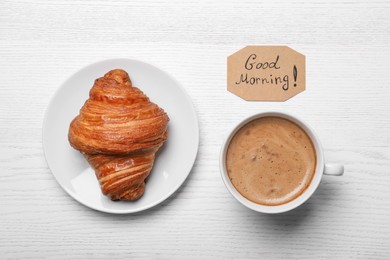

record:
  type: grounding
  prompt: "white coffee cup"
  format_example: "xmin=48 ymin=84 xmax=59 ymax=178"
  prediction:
xmin=220 ymin=111 xmax=344 ymax=214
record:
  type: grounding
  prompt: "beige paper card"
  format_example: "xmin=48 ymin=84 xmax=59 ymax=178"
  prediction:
xmin=227 ymin=46 xmax=305 ymax=101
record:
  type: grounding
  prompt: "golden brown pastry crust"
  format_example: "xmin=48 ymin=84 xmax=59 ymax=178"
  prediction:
xmin=68 ymin=69 xmax=169 ymax=201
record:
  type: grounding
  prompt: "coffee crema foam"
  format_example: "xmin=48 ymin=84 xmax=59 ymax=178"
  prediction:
xmin=226 ymin=116 xmax=316 ymax=206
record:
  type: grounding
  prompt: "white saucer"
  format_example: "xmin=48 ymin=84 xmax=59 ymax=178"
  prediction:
xmin=43 ymin=59 xmax=199 ymax=214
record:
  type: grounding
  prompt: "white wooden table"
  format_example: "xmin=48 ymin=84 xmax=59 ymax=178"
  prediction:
xmin=1 ymin=0 xmax=390 ymax=258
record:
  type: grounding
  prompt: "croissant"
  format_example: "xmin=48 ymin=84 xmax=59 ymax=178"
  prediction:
xmin=68 ymin=69 xmax=169 ymax=201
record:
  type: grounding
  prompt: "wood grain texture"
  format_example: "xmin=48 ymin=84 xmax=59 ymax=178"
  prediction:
xmin=1 ymin=0 xmax=390 ymax=259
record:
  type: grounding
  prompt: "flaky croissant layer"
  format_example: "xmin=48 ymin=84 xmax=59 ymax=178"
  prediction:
xmin=68 ymin=69 xmax=169 ymax=201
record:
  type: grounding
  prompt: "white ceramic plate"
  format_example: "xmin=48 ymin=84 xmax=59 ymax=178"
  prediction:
xmin=43 ymin=59 xmax=199 ymax=214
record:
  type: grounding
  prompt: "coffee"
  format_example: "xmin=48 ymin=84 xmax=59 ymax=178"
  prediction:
xmin=226 ymin=116 xmax=316 ymax=206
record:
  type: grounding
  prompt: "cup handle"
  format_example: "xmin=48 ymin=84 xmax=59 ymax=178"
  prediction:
xmin=324 ymin=164 xmax=344 ymax=176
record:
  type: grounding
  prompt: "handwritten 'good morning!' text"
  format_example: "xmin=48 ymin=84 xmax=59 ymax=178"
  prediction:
xmin=235 ymin=54 xmax=291 ymax=91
